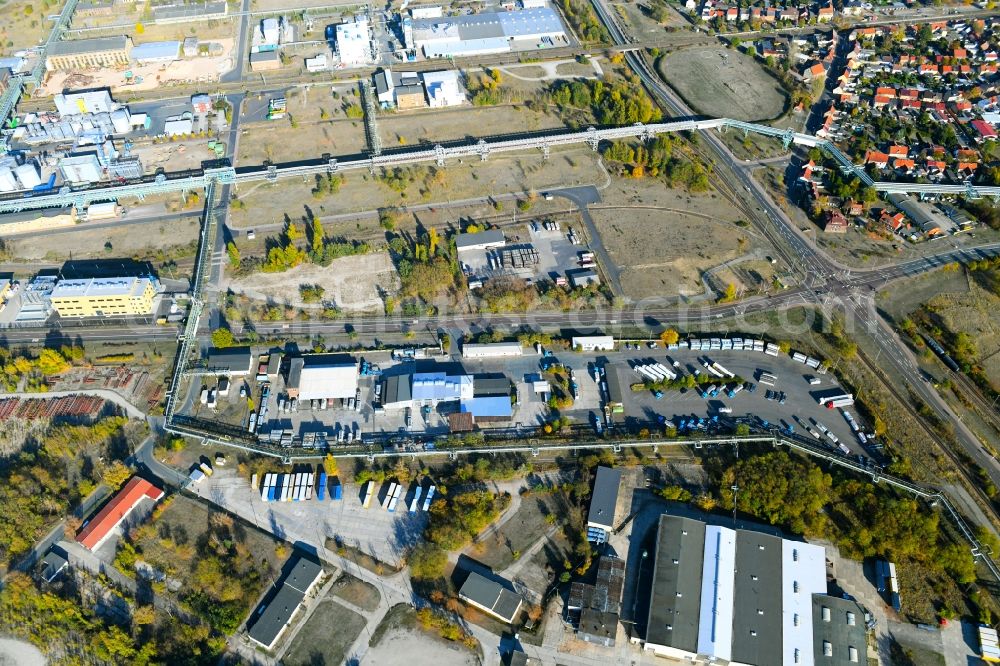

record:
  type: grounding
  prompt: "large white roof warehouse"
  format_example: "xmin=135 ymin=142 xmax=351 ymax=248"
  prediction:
xmin=286 ymin=353 xmax=358 ymax=401
xmin=410 ymin=7 xmax=567 ymax=59
xmin=641 ymin=514 xmax=862 ymax=665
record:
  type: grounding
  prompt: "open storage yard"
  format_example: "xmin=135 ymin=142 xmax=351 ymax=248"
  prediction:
xmin=660 ymin=45 xmax=787 ymax=121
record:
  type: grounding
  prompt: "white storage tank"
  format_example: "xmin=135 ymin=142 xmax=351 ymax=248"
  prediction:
xmin=110 ymin=109 xmax=131 ymax=134
xmin=14 ymin=162 xmax=41 ymax=188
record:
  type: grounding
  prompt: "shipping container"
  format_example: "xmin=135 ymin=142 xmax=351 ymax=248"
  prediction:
xmin=422 ymin=485 xmax=435 ymax=511
xmin=362 ymin=481 xmax=374 ymax=508
xmin=332 ymin=482 xmax=343 ymax=500
xmin=318 ymin=472 xmax=327 ymax=500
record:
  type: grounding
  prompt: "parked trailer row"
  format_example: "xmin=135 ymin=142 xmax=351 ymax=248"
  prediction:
xmin=758 ymin=372 xmax=777 ymax=386
xmin=683 ymin=337 xmax=768 ymax=352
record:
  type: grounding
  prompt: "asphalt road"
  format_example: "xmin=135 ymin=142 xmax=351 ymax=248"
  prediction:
xmin=589 ymin=0 xmax=1000 ymax=489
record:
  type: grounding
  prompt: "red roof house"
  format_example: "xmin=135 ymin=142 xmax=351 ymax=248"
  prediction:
xmin=76 ymin=477 xmax=164 ymax=551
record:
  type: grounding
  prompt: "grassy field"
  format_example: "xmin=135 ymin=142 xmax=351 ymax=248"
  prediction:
xmin=660 ymin=46 xmax=787 ymax=121
xmin=281 ymin=593 xmax=367 ymax=666
xmin=331 ymin=573 xmax=381 ymax=612
xmin=467 ymin=491 xmax=570 ymax=571
xmin=0 ymin=0 xmax=61 ymax=52
xmin=592 ymin=177 xmax=758 ymax=299
xmin=227 ymin=146 xmax=606 ymax=230
xmin=3 ymin=215 xmax=200 ymax=264
xmin=132 ymin=494 xmax=284 ymax=588
xmin=378 ymin=103 xmax=568 ymax=149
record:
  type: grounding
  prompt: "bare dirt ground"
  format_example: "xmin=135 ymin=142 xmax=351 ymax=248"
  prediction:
xmin=0 ymin=0 xmax=59 ymax=52
xmin=228 ymin=146 xmax=607 ymax=228
xmin=378 ymin=103 xmax=567 ymax=148
xmin=594 ymin=177 xmax=759 ymax=299
xmin=252 ymin=0 xmax=358 ymax=10
xmin=611 ymin=0 xmax=710 ymax=48
xmin=5 ymin=214 xmax=200 ymax=262
xmin=228 ymin=252 xmax=400 ymax=312
xmin=137 ymin=140 xmax=218 ymax=173
xmin=363 ymin=617 xmax=478 ymax=666
xmin=660 ymin=45 xmax=787 ymax=121
xmin=281 ymin=593 xmax=367 ymax=666
xmin=238 ymin=117 xmax=370 ymax=166
xmin=38 ymin=37 xmax=234 ymax=95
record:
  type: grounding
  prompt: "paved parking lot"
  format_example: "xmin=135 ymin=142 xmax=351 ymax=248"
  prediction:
xmin=608 ymin=348 xmax=864 ymax=454
xmin=193 ymin=468 xmax=427 ymax=567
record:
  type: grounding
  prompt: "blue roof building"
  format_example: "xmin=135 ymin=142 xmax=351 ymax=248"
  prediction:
xmin=131 ymin=41 xmax=180 ymax=64
xmin=460 ymin=395 xmax=513 ymax=421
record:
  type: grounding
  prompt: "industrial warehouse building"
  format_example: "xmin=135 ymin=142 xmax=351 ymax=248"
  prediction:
xmin=455 ymin=229 xmax=505 ymax=251
xmin=131 ymin=41 xmax=181 ymax=65
xmin=247 ymin=553 xmax=324 ymax=650
xmin=49 ymin=276 xmax=158 ymax=318
xmin=76 ymin=477 xmax=164 ymax=551
xmin=573 ymin=335 xmax=614 ymax=351
xmin=586 ymin=466 xmax=621 ymax=542
xmin=46 ymin=36 xmax=133 ymax=71
xmin=0 ymin=207 xmax=76 ymax=235
xmin=461 ymin=342 xmax=523 ymax=358
xmin=207 ymin=346 xmax=254 ymax=375
xmin=409 ymin=6 xmax=567 ymax=59
xmin=568 ymin=555 xmax=625 ymax=646
xmin=286 ymin=353 xmax=358 ymax=401
xmin=640 ymin=514 xmax=868 ymax=665
xmin=335 ymin=17 xmax=371 ymax=66
xmin=459 ymin=571 xmax=522 ymax=623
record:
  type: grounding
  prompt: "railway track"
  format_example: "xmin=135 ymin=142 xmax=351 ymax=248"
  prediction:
xmin=854 ymin=345 xmax=1000 ymax=531
xmin=948 ymin=370 xmax=1000 ymax=442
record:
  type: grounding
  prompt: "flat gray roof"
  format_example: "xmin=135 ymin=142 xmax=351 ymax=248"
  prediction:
xmin=587 ymin=466 xmax=621 ymax=530
xmin=382 ymin=374 xmax=412 ymax=405
xmin=48 ymin=36 xmax=129 ymax=56
xmin=731 ymin=530 xmax=783 ymax=666
xmin=456 ymin=229 xmax=504 ymax=249
xmin=812 ymin=595 xmax=867 ymax=664
xmin=207 ymin=346 xmax=252 ymax=373
xmin=645 ymin=515 xmax=705 ymax=652
xmin=247 ymin=555 xmax=322 ymax=648
xmin=578 ymin=608 xmax=617 ymax=644
xmin=473 ymin=375 xmax=510 ymax=397
xmin=287 ymin=356 xmax=304 ymax=389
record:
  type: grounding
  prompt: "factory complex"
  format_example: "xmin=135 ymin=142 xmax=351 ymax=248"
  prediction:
xmin=404 ymin=5 xmax=569 ymax=59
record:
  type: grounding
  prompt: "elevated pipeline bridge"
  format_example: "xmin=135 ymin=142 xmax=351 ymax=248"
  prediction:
xmin=1 ymin=116 xmax=982 ymax=215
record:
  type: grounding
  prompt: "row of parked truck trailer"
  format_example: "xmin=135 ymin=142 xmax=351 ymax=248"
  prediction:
xmin=361 ymin=480 xmax=436 ymax=514
xmin=258 ymin=471 xmax=343 ymax=502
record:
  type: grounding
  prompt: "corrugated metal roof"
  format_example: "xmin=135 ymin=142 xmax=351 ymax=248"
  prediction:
xmin=587 ymin=466 xmax=621 ymax=530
